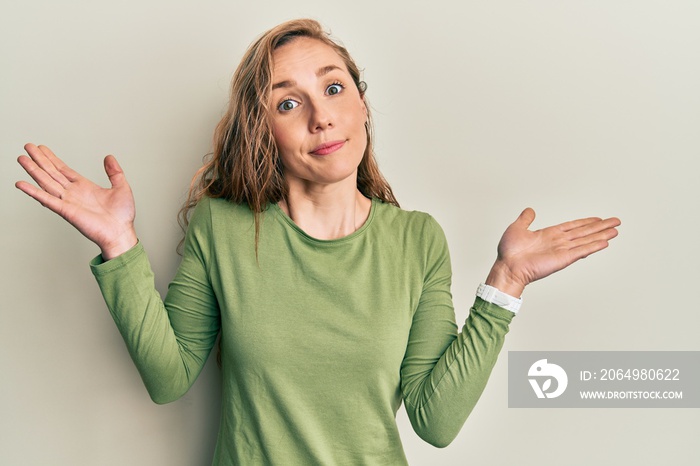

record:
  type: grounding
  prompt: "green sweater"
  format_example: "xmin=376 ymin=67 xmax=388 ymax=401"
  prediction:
xmin=90 ymin=197 xmax=514 ymax=465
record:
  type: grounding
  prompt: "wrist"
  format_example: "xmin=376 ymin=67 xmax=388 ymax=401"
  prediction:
xmin=485 ymin=260 xmax=525 ymax=298
xmin=100 ymin=229 xmax=138 ymax=261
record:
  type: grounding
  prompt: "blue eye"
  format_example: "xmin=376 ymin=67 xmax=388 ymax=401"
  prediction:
xmin=278 ymin=100 xmax=298 ymax=112
xmin=326 ymin=83 xmax=343 ymax=96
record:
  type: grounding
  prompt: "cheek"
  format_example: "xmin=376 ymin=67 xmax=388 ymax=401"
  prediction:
xmin=271 ymin=124 xmax=301 ymax=173
xmin=352 ymin=100 xmax=368 ymax=131
xmin=351 ymin=105 xmax=368 ymax=144
xmin=271 ymin=122 xmax=297 ymax=154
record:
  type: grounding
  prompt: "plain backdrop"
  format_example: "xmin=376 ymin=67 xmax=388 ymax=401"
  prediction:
xmin=2 ymin=1 xmax=699 ymax=465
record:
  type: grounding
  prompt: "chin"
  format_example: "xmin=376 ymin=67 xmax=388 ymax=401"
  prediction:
xmin=315 ymin=168 xmax=360 ymax=186
xmin=293 ymin=162 xmax=361 ymax=187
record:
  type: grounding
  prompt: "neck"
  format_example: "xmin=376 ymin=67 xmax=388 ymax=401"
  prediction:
xmin=278 ymin=177 xmax=372 ymax=240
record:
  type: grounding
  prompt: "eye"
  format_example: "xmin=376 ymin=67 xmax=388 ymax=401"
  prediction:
xmin=278 ymin=99 xmax=299 ymax=112
xmin=326 ymin=83 xmax=344 ymax=96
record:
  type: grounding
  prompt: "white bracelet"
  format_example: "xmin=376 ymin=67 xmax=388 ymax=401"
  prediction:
xmin=476 ymin=283 xmax=522 ymax=313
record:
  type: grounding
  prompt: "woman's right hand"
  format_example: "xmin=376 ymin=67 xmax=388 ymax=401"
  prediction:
xmin=16 ymin=143 xmax=138 ymax=260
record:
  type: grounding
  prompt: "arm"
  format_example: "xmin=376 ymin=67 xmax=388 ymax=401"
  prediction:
xmin=400 ymin=218 xmax=513 ymax=448
xmin=16 ymin=144 xmax=219 ymax=402
xmin=90 ymin=200 xmax=220 ymax=403
xmin=401 ymin=210 xmax=621 ymax=447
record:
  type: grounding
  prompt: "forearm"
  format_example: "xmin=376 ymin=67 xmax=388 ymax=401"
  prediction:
xmin=90 ymin=242 xmax=219 ymax=403
xmin=402 ymin=298 xmax=513 ymax=447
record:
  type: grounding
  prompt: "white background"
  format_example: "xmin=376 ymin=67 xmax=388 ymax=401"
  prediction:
xmin=2 ymin=0 xmax=699 ymax=464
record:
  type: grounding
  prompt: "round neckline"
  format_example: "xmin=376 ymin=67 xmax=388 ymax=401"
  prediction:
xmin=271 ymin=197 xmax=378 ymax=246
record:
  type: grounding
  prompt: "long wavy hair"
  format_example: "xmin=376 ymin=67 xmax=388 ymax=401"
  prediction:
xmin=179 ymin=19 xmax=399 ymax=252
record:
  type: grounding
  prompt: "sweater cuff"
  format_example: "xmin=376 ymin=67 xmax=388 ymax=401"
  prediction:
xmin=473 ymin=296 xmax=517 ymax=323
xmin=89 ymin=241 xmax=145 ymax=276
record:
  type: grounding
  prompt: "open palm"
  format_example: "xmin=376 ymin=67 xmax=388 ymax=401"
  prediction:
xmin=489 ymin=208 xmax=621 ymax=296
xmin=16 ymin=143 xmax=137 ymax=259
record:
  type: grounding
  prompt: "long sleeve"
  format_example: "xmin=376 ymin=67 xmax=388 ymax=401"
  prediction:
xmin=400 ymin=217 xmax=514 ymax=447
xmin=90 ymin=198 xmax=220 ymax=404
xmin=87 ymin=197 xmax=513 ymax=464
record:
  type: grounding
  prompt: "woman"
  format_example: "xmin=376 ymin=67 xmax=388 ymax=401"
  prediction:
xmin=15 ymin=19 xmax=620 ymax=466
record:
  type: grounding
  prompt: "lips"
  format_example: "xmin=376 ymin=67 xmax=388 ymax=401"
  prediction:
xmin=310 ymin=140 xmax=345 ymax=156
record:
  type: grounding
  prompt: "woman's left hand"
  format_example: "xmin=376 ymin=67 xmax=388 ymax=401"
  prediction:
xmin=485 ymin=208 xmax=621 ymax=297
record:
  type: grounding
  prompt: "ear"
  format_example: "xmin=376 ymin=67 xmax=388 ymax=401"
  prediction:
xmin=357 ymin=81 xmax=368 ymax=117
xmin=357 ymin=81 xmax=367 ymax=98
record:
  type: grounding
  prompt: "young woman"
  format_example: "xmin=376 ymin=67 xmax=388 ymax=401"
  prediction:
xmin=15 ymin=19 xmax=620 ymax=466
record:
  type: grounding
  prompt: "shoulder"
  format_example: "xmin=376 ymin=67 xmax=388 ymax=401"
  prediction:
xmin=372 ymin=200 xmax=451 ymax=277
xmin=371 ymin=200 xmax=449 ymax=267
xmin=191 ymin=196 xmax=255 ymax=221
xmin=187 ymin=196 xmax=256 ymax=236
xmin=373 ymin=199 xmax=446 ymax=242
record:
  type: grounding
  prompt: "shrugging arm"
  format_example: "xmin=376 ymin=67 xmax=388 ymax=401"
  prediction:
xmin=400 ymin=218 xmax=514 ymax=448
xmin=90 ymin=200 xmax=220 ymax=404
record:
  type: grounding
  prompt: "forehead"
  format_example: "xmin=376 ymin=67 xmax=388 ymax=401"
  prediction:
xmin=272 ymin=37 xmax=348 ymax=78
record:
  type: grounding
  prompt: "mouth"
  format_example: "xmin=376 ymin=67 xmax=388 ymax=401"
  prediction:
xmin=310 ymin=140 xmax=346 ymax=156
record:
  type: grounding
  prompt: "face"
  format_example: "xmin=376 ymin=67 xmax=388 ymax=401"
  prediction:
xmin=269 ymin=37 xmax=367 ymax=190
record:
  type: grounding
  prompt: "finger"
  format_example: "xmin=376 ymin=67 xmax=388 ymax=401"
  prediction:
xmin=15 ymin=180 xmax=65 ymax=215
xmin=567 ymin=238 xmax=612 ymax=262
xmin=556 ymin=216 xmax=602 ymax=232
xmin=104 ymin=155 xmax=128 ymax=189
xmin=35 ymin=144 xmax=82 ymax=182
xmin=24 ymin=143 xmax=72 ymax=188
xmin=569 ymin=225 xmax=619 ymax=249
xmin=566 ymin=217 xmax=621 ymax=241
xmin=513 ymin=207 xmax=536 ymax=229
xmin=17 ymin=154 xmax=66 ymax=198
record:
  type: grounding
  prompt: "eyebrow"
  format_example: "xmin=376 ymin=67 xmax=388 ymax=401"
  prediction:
xmin=271 ymin=64 xmax=342 ymax=90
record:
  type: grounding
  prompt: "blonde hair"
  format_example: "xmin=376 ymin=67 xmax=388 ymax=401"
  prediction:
xmin=179 ymin=19 xmax=399 ymax=251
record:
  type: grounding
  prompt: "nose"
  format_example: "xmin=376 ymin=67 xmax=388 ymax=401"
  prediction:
xmin=308 ymin=98 xmax=333 ymax=132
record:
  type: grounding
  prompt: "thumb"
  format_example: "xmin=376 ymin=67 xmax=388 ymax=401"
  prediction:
xmin=514 ymin=207 xmax=536 ymax=230
xmin=104 ymin=155 xmax=127 ymax=188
